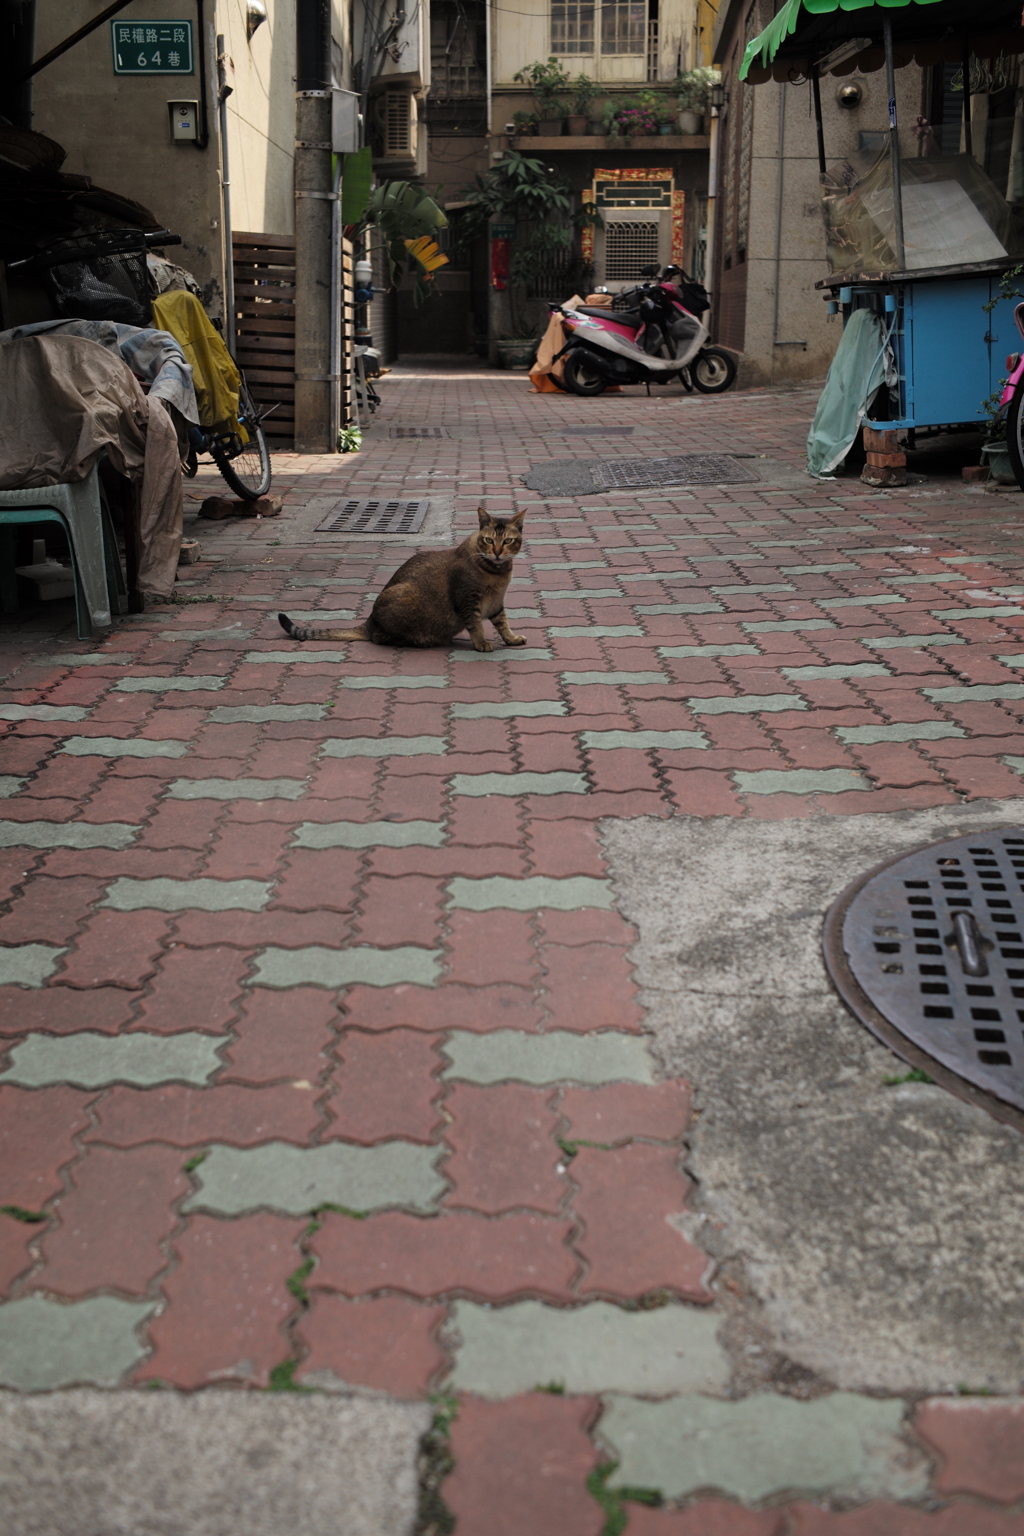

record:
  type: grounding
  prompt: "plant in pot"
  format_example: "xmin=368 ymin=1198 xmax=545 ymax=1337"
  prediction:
xmin=513 ymin=57 xmax=571 ymax=136
xmin=568 ymin=73 xmax=599 ymax=134
xmin=980 ymin=387 xmax=1015 ymax=484
xmin=599 ymin=98 xmax=621 ymax=137
xmin=655 ymin=100 xmax=676 ymax=134
xmin=510 ymin=108 xmax=539 ymax=139
xmin=615 ymin=97 xmax=658 ymax=139
xmin=674 ymin=66 xmax=719 ymax=134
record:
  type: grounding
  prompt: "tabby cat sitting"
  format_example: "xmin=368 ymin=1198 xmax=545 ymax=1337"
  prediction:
xmin=279 ymin=507 xmax=526 ymax=652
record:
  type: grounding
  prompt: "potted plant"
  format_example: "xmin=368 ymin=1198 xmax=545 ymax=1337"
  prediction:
xmin=674 ymin=66 xmax=719 ymax=134
xmin=655 ymin=101 xmax=676 ymax=135
xmin=513 ymin=57 xmax=571 ymax=136
xmin=981 ymin=388 xmax=1015 ymax=484
xmin=510 ymin=108 xmax=538 ymax=139
xmin=616 ymin=97 xmax=658 ymax=139
xmin=568 ymin=73 xmax=598 ymax=135
xmin=600 ymin=99 xmax=621 ymax=138
xmin=495 ymin=334 xmax=538 ymax=370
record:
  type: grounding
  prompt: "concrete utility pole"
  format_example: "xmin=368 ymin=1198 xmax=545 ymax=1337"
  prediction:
xmin=294 ymin=0 xmax=334 ymax=453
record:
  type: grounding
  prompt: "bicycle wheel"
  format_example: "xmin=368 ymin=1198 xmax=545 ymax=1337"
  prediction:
xmin=691 ymin=347 xmax=737 ymax=394
xmin=563 ymin=351 xmax=608 ymax=397
xmin=1006 ymin=388 xmax=1024 ymax=493
xmin=210 ymin=381 xmax=272 ymax=499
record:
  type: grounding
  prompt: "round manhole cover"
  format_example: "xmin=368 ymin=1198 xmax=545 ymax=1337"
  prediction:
xmin=823 ymin=828 xmax=1024 ymax=1128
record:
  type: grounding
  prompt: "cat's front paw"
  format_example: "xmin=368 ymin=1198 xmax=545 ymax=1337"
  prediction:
xmin=505 ymin=634 xmax=526 ymax=646
xmin=473 ymin=639 xmax=494 ymax=652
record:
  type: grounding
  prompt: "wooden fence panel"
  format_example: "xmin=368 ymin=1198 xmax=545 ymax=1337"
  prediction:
xmin=233 ymin=231 xmax=295 ymax=448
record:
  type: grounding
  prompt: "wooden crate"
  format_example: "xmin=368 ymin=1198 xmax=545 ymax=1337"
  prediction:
xmin=233 ymin=231 xmax=296 ymax=448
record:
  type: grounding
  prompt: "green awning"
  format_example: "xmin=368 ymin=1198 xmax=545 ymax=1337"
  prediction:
xmin=740 ymin=0 xmax=944 ymax=80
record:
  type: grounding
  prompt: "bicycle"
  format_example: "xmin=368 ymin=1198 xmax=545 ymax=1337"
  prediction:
xmin=8 ymin=226 xmax=273 ymax=500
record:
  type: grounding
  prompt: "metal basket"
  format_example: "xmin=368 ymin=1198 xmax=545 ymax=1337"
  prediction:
xmin=37 ymin=230 xmax=152 ymax=328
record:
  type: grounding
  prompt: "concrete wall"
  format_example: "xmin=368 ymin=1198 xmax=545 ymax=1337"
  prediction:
xmin=216 ymin=0 xmax=298 ymax=239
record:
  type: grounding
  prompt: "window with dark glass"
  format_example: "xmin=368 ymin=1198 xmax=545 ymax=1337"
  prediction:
xmin=551 ymin=0 xmax=595 ymax=54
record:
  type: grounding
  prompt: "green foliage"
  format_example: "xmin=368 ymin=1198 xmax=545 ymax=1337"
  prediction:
xmin=285 ymin=1257 xmax=315 ymax=1304
xmin=338 ymin=424 xmax=363 ymax=453
xmin=0 ymin=1204 xmax=45 ymax=1223
xmin=673 ymin=66 xmax=720 ymax=112
xmin=882 ymin=1067 xmax=933 ymax=1086
xmin=267 ymin=1358 xmax=314 ymax=1392
xmin=587 ymin=1462 xmax=663 ymax=1536
xmin=340 ymin=145 xmax=374 ymax=227
xmin=981 ymin=387 xmax=1008 ymax=443
xmin=510 ymin=108 xmax=539 ymax=136
xmin=534 ymin=1380 xmax=566 ymax=1393
xmin=416 ymin=1393 xmax=459 ymax=1536
xmin=570 ymin=73 xmax=599 ymax=117
xmin=182 ymin=1150 xmax=209 ymax=1173
xmin=361 ymin=180 xmax=449 ymax=303
xmin=513 ymin=56 xmax=571 ymax=114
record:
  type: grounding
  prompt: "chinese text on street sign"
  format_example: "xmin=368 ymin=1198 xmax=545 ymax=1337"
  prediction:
xmin=111 ymin=21 xmax=194 ymax=74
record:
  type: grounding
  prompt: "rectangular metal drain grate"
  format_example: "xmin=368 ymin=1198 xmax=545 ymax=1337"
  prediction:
xmin=389 ymin=427 xmax=449 ymax=439
xmin=592 ymin=454 xmax=760 ymax=489
xmin=314 ymin=498 xmax=430 ymax=535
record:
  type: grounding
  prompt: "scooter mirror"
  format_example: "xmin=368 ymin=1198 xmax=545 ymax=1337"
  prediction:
xmin=639 ymin=265 xmax=659 ymax=277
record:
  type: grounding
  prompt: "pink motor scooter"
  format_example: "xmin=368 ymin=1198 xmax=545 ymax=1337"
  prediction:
xmin=1000 ymin=303 xmax=1024 ymax=490
xmin=549 ymin=264 xmax=735 ymax=398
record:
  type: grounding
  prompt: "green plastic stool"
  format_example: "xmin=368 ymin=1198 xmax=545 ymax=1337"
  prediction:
xmin=0 ymin=465 xmax=126 ymax=639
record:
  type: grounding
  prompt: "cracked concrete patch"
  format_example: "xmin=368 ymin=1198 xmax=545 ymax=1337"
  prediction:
xmin=292 ymin=820 xmax=445 ymax=849
xmin=0 ymin=1298 xmax=155 ymax=1389
xmin=0 ymin=944 xmax=65 ymax=987
xmin=446 ymin=875 xmax=612 ymax=911
xmin=167 ymin=779 xmax=307 ymax=800
xmin=0 ymin=821 xmax=138 ymax=849
xmin=60 ymin=737 xmax=189 ymax=758
xmin=184 ymin=1141 xmax=446 ymax=1215
xmin=448 ymin=1300 xmax=729 ymax=1397
xmin=441 ymin=1029 xmax=654 ymax=1084
xmin=598 ymin=1392 xmax=928 ymax=1502
xmin=251 ymin=945 xmax=442 ymax=988
xmin=0 ymin=1031 xmax=223 ymax=1086
xmin=0 ymin=1390 xmax=428 ymax=1536
xmin=600 ymin=801 xmax=1024 ymax=1392
xmin=102 ymin=878 xmax=272 ymax=911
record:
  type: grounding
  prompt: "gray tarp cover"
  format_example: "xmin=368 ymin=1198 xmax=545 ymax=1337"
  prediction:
xmin=806 ymin=308 xmax=896 ymax=479
xmin=0 ymin=333 xmax=182 ymax=598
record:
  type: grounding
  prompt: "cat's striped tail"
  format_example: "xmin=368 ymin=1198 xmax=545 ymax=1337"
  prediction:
xmin=278 ymin=612 xmax=368 ymax=643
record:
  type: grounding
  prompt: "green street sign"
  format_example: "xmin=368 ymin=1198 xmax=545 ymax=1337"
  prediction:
xmin=111 ymin=20 xmax=193 ymax=74
xmin=490 ymin=223 xmax=517 ymax=240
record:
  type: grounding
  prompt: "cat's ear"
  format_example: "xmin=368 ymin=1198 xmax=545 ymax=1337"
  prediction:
xmin=476 ymin=506 xmax=494 ymax=529
xmin=508 ymin=510 xmax=526 ymax=529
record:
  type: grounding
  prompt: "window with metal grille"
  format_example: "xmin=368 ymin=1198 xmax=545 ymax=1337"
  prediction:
xmin=603 ymin=219 xmax=660 ymax=280
xmin=383 ymin=90 xmax=415 ymax=157
xmin=601 ymin=0 xmax=646 ymax=54
xmin=551 ymin=0 xmax=595 ymax=53
xmin=430 ymin=1 xmax=486 ymax=95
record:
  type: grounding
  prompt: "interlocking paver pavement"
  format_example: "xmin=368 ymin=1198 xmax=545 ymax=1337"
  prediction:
xmin=4 ymin=365 xmax=1024 ymax=1531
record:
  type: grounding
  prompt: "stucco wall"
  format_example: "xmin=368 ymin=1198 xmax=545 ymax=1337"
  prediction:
xmin=217 ymin=0 xmax=297 ymax=239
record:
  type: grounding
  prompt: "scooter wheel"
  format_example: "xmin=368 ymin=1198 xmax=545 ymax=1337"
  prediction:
xmin=691 ymin=347 xmax=737 ymax=394
xmin=563 ymin=352 xmax=609 ymax=397
xmin=1007 ymin=388 xmax=1024 ymax=493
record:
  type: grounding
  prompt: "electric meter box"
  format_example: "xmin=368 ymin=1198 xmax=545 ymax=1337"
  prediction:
xmin=332 ymin=88 xmax=360 ymax=153
xmin=168 ymin=101 xmax=198 ymax=141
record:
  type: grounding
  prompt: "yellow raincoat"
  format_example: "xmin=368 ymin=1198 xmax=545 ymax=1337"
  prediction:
xmin=151 ymin=290 xmax=241 ymax=431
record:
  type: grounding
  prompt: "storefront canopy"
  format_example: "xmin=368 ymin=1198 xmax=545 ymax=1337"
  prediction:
xmin=740 ymin=0 xmax=1024 ymax=83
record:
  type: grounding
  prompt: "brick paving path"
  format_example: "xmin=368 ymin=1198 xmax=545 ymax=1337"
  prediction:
xmin=3 ymin=362 xmax=1024 ymax=1531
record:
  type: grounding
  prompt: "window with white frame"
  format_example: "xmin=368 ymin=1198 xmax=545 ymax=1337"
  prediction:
xmin=551 ymin=0 xmax=595 ymax=55
xmin=600 ymin=0 xmax=646 ymax=54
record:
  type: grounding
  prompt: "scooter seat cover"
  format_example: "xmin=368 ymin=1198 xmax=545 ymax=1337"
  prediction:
xmin=576 ymin=305 xmax=642 ymax=324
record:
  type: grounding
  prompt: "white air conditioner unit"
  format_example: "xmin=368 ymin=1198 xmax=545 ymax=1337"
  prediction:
xmin=381 ymin=88 xmax=417 ymax=160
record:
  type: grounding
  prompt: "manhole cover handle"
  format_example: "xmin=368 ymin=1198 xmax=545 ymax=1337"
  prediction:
xmin=951 ymin=910 xmax=989 ymax=977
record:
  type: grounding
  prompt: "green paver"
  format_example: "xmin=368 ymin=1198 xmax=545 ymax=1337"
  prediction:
xmin=40 ymin=652 xmax=137 ymax=666
xmin=533 ymin=561 xmax=609 ymax=570
xmin=451 ymin=771 xmax=588 ymax=796
xmin=243 ymin=650 xmax=351 ymax=663
xmin=0 ymin=776 xmax=25 ymax=796
xmin=742 ymin=620 xmax=836 ymax=633
xmin=733 ymin=768 xmax=870 ymax=795
xmin=633 ymin=603 xmax=724 ymax=615
xmin=836 ymin=722 xmax=966 ymax=744
xmin=1003 ymin=757 xmax=1024 ymax=778
xmin=114 ymin=676 xmax=226 ymax=692
xmin=60 ymin=736 xmax=189 ymax=757
xmin=320 ymin=736 xmax=445 ymax=758
xmin=599 ymin=1392 xmax=928 ymax=1503
xmin=184 ymin=1140 xmax=446 ymax=1216
xmin=448 ymin=1301 xmax=729 ymax=1397
xmin=560 ymin=671 xmax=665 ymax=686
xmin=548 ymin=626 xmax=644 ymax=638
xmin=251 ymin=945 xmax=442 ymax=988
xmin=0 ymin=944 xmax=65 ymax=987
xmin=710 ymin=584 xmax=795 ymax=595
xmin=996 ymin=654 xmax=1024 ymax=667
xmin=781 ymin=664 xmax=891 ymax=680
xmin=688 ymin=694 xmax=807 ymax=715
xmin=210 ymin=705 xmax=326 ymax=722
xmin=0 ymin=820 xmax=137 ymax=849
xmin=450 ymin=648 xmax=552 ymax=662
xmin=923 ymin=684 xmax=1024 ymax=703
xmin=753 ymin=538 xmax=822 ymax=547
xmin=820 ymin=594 xmax=907 ymax=608
xmin=167 ymin=778 xmax=306 ymax=800
xmin=537 ymin=588 xmax=621 ymax=600
xmin=883 ymin=573 xmax=969 ymax=584
xmin=930 ymin=607 xmax=1024 ymax=620
xmin=618 ymin=571 xmax=696 ymax=583
xmin=293 ymin=820 xmax=445 ymax=848
xmin=0 ymin=1296 xmax=155 ymax=1390
xmin=993 ymin=586 xmax=1024 ymax=596
xmin=102 ymin=877 xmax=271 ymax=912
xmin=779 ymin=563 xmax=859 ymax=574
xmin=451 ymin=701 xmax=566 ymax=719
xmin=341 ymin=676 xmax=447 ymax=690
xmin=0 ymin=705 xmax=87 ymax=721
xmin=861 ymin=634 xmax=964 ymax=649
xmin=266 ymin=610 xmax=355 ymax=621
xmin=447 ymin=875 xmax=612 ymax=911
xmin=442 ymin=1029 xmax=654 ymax=1084
xmin=582 ymin=729 xmax=708 ymax=751
xmin=658 ymin=644 xmax=758 ymax=658
xmin=0 ymin=1031 xmax=223 ymax=1086
xmin=159 ymin=626 xmax=256 ymax=639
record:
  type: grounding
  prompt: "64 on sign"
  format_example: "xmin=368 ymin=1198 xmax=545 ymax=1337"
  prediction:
xmin=111 ymin=20 xmax=193 ymax=74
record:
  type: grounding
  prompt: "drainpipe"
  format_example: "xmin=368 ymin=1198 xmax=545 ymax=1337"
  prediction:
xmin=294 ymin=0 xmax=334 ymax=452
xmin=216 ymin=34 xmax=235 ymax=355
xmin=772 ymin=83 xmax=806 ymax=368
xmin=884 ymin=14 xmax=906 ymax=271
xmin=704 ymin=89 xmax=720 ymax=303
